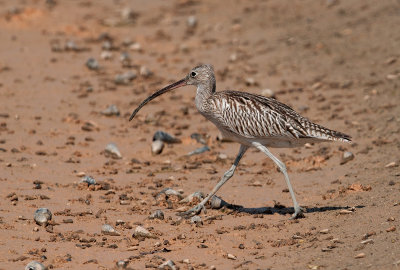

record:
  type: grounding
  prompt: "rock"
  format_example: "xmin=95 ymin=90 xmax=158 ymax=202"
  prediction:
xmin=190 ymin=215 xmax=203 ymax=225
xmin=86 ymin=58 xmax=99 ymax=70
xmin=101 ymin=105 xmax=120 ymax=116
xmin=149 ymin=210 xmax=165 ymax=220
xmin=25 ymin=261 xmax=47 ymax=270
xmin=105 ymin=143 xmax=122 ymax=159
xmin=190 ymin=133 xmax=206 ymax=145
xmin=319 ymin=229 xmax=330 ymax=234
xmin=140 ymin=66 xmax=152 ymax=77
xmin=340 ymin=151 xmax=354 ymax=165
xmin=116 ymin=259 xmax=129 ymax=269
xmin=187 ymin=16 xmax=197 ymax=28
xmin=34 ymin=208 xmax=52 ymax=226
xmin=81 ymin=176 xmax=96 ymax=185
xmin=355 ymin=252 xmax=365 ymax=259
xmin=180 ymin=191 xmax=204 ymax=203
xmin=153 ymin=131 xmax=181 ymax=144
xmin=114 ymin=71 xmax=137 ymax=85
xmin=133 ymin=226 xmax=157 ymax=239
xmin=227 ymin=253 xmax=237 ymax=260
xmin=245 ymin=77 xmax=256 ymax=86
xmin=261 ymin=88 xmax=275 ymax=98
xmin=385 ymin=161 xmax=398 ymax=168
xmin=101 ymin=224 xmax=120 ymax=236
xmin=187 ymin=145 xmax=210 ymax=156
xmin=158 ymin=260 xmax=177 ymax=270
xmin=100 ymin=51 xmax=113 ymax=60
xmin=152 ymin=140 xmax=164 ymax=155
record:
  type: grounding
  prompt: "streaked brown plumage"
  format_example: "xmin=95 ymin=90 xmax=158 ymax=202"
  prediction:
xmin=129 ymin=64 xmax=351 ymax=219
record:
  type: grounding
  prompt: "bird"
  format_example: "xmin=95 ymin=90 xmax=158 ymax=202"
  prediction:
xmin=129 ymin=64 xmax=351 ymax=219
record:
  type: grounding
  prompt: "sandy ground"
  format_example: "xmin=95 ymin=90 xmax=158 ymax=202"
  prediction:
xmin=0 ymin=0 xmax=399 ymax=269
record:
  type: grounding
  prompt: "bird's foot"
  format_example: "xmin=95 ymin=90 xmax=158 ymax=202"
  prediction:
xmin=176 ymin=203 xmax=206 ymax=218
xmin=289 ymin=206 xmax=306 ymax=219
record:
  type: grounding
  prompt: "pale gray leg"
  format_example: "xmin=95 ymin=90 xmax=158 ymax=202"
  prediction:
xmin=252 ymin=142 xmax=304 ymax=219
xmin=178 ymin=144 xmax=249 ymax=217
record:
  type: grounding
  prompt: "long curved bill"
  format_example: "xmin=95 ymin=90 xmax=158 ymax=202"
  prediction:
xmin=129 ymin=78 xmax=187 ymax=121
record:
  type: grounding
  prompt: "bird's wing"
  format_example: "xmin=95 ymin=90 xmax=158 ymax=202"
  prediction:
xmin=208 ymin=91 xmax=351 ymax=142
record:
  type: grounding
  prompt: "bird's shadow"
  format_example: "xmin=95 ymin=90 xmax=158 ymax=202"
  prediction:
xmin=222 ymin=202 xmax=365 ymax=216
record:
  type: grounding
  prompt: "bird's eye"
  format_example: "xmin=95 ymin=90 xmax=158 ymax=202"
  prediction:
xmin=191 ymin=71 xmax=197 ymax=77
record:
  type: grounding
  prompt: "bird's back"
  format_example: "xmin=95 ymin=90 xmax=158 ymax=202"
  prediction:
xmin=202 ymin=90 xmax=351 ymax=147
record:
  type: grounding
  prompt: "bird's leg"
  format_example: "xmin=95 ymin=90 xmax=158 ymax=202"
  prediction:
xmin=177 ymin=144 xmax=248 ymax=218
xmin=252 ymin=142 xmax=305 ymax=219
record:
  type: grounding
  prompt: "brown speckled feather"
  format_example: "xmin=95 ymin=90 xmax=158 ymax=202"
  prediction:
xmin=206 ymin=90 xmax=351 ymax=143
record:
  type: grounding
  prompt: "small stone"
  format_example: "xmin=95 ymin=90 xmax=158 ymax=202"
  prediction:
xmin=133 ymin=226 xmax=156 ymax=239
xmin=101 ymin=224 xmax=120 ymax=236
xmin=385 ymin=162 xmax=398 ymax=168
xmin=34 ymin=208 xmax=52 ymax=226
xmin=227 ymin=253 xmax=237 ymax=260
xmin=116 ymin=259 xmax=129 ymax=269
xmin=187 ymin=16 xmax=197 ymax=28
xmin=153 ymin=131 xmax=181 ymax=144
xmin=105 ymin=143 xmax=122 ymax=159
xmin=129 ymin=42 xmax=142 ymax=51
xmin=149 ymin=210 xmax=165 ymax=220
xmin=81 ymin=176 xmax=96 ymax=185
xmin=386 ymin=226 xmax=396 ymax=232
xmin=100 ymin=51 xmax=113 ymax=60
xmin=180 ymin=191 xmax=204 ymax=203
xmin=261 ymin=88 xmax=275 ymax=98
xmin=101 ymin=105 xmax=120 ymax=116
xmin=187 ymin=145 xmax=210 ymax=156
xmin=152 ymin=140 xmax=164 ymax=155
xmin=86 ymin=58 xmax=99 ymax=70
xmin=218 ymin=153 xmax=228 ymax=160
xmin=140 ymin=66 xmax=152 ymax=77
xmin=158 ymin=259 xmax=177 ymax=270
xmin=190 ymin=215 xmax=203 ymax=225
xmin=319 ymin=229 xmax=330 ymax=234
xmin=25 ymin=261 xmax=46 ymax=270
xmin=114 ymin=71 xmax=137 ymax=85
xmin=245 ymin=77 xmax=256 ymax=86
xmin=360 ymin=239 xmax=374 ymax=244
xmin=355 ymin=252 xmax=365 ymax=259
xmin=340 ymin=151 xmax=354 ymax=165
xmin=339 ymin=209 xmax=354 ymax=214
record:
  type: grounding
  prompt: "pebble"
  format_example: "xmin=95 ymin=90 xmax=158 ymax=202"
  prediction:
xmin=133 ymin=226 xmax=156 ymax=239
xmin=386 ymin=226 xmax=396 ymax=232
xmin=129 ymin=42 xmax=142 ymax=51
xmin=34 ymin=208 xmax=52 ymax=226
xmin=245 ymin=77 xmax=256 ymax=86
xmin=153 ymin=131 xmax=181 ymax=144
xmin=101 ymin=224 xmax=120 ymax=236
xmin=261 ymin=88 xmax=275 ymax=98
xmin=187 ymin=145 xmax=210 ymax=156
xmin=81 ymin=176 xmax=96 ymax=185
xmin=355 ymin=252 xmax=365 ymax=259
xmin=180 ymin=191 xmax=204 ymax=203
xmin=140 ymin=66 xmax=152 ymax=77
xmin=190 ymin=133 xmax=206 ymax=145
xmin=101 ymin=104 xmax=120 ymax=116
xmin=340 ymin=151 xmax=354 ymax=165
xmin=105 ymin=143 xmax=122 ymax=159
xmin=360 ymin=239 xmax=374 ymax=244
xmin=385 ymin=161 xmax=398 ymax=168
xmin=319 ymin=229 xmax=330 ymax=234
xmin=227 ymin=253 xmax=237 ymax=260
xmin=25 ymin=261 xmax=46 ymax=270
xmin=100 ymin=51 xmax=113 ymax=60
xmin=86 ymin=58 xmax=99 ymax=70
xmin=116 ymin=259 xmax=129 ymax=269
xmin=190 ymin=215 xmax=203 ymax=225
xmin=151 ymin=140 xmax=164 ymax=155
xmin=158 ymin=259 xmax=177 ymax=270
xmin=187 ymin=16 xmax=197 ymax=28
xmin=114 ymin=71 xmax=137 ymax=85
xmin=149 ymin=210 xmax=165 ymax=220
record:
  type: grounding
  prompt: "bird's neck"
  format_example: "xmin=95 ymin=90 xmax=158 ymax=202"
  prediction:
xmin=195 ymin=81 xmax=215 ymax=113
